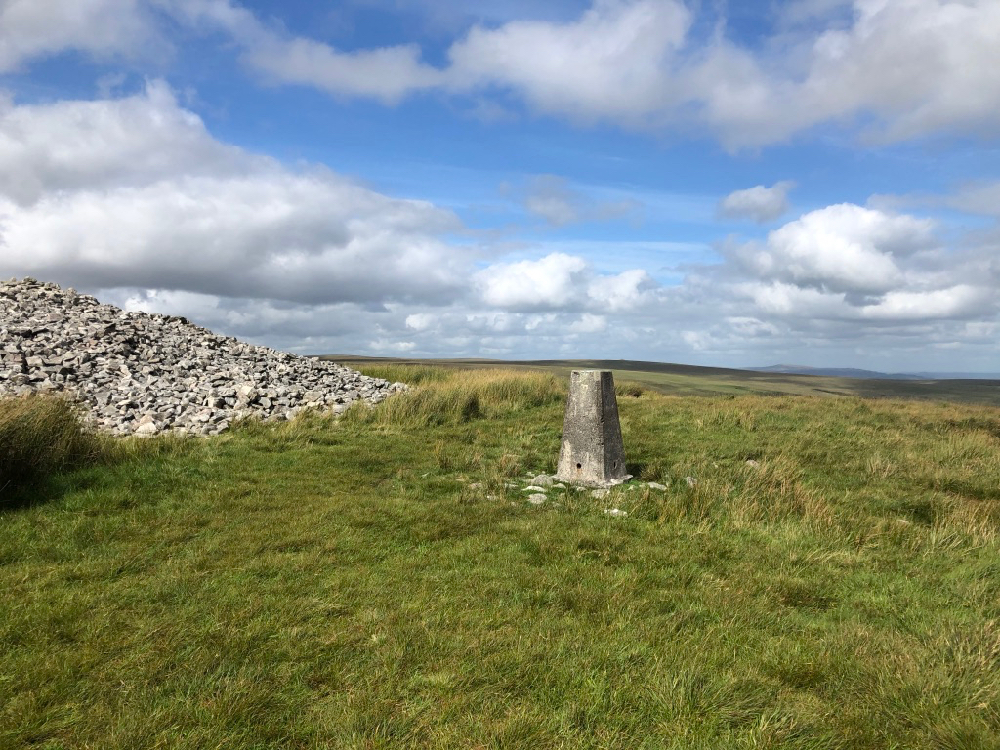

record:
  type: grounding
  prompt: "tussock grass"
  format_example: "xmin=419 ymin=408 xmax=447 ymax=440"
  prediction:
xmin=0 ymin=394 xmax=103 ymax=501
xmin=615 ymin=379 xmax=647 ymax=398
xmin=3 ymin=367 xmax=1000 ymax=747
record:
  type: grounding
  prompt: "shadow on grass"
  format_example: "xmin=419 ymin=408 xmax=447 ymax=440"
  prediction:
xmin=0 ymin=470 xmax=92 ymax=511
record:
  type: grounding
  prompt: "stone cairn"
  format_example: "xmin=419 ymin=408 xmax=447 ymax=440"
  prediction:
xmin=0 ymin=278 xmax=406 ymax=437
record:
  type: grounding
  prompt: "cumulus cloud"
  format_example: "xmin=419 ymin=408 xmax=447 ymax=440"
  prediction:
xmin=0 ymin=80 xmax=247 ymax=204
xmin=474 ymin=253 xmax=658 ymax=312
xmin=475 ymin=253 xmax=589 ymax=310
xmin=446 ymin=0 xmax=690 ymax=123
xmin=186 ymin=0 xmax=1000 ymax=147
xmin=0 ymin=82 xmax=668 ymax=358
xmin=0 ymin=83 xmax=468 ymax=306
xmin=674 ymin=199 xmax=998 ymax=368
xmin=0 ymin=0 xmax=162 ymax=72
xmin=371 ymin=307 xmax=627 ymax=359
xmin=587 ymin=269 xmax=657 ymax=312
xmin=1 ymin=1 xmax=997 ymax=366
xmin=5 ymin=1 xmax=998 ymax=148
xmin=629 ymin=192 xmax=998 ymax=370
xmin=726 ymin=204 xmax=938 ymax=295
xmin=859 ymin=285 xmax=990 ymax=321
xmin=718 ymin=181 xmax=794 ymax=223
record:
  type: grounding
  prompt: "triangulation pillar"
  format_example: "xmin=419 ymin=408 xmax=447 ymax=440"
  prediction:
xmin=555 ymin=370 xmax=630 ymax=487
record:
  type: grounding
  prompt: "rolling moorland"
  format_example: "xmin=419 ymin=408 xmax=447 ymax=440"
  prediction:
xmin=326 ymin=356 xmax=1000 ymax=406
xmin=2 ymin=362 xmax=1000 ymax=748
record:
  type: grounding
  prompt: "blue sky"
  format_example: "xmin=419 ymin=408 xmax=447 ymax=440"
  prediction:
xmin=1 ymin=0 xmax=998 ymax=372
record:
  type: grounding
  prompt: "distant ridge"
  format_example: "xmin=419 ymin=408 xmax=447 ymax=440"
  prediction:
xmin=748 ymin=365 xmax=921 ymax=380
xmin=325 ymin=355 xmax=1000 ymax=405
xmin=749 ymin=365 xmax=1000 ymax=381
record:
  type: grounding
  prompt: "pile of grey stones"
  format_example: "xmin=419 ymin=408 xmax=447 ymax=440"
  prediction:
xmin=0 ymin=278 xmax=406 ymax=437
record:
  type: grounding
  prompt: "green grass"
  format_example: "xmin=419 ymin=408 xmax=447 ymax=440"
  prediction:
xmin=3 ymin=368 xmax=1000 ymax=748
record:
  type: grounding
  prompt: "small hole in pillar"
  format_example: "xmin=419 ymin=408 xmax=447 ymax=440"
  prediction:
xmin=576 ymin=463 xmax=582 ymax=469
xmin=613 ymin=461 xmax=617 ymax=469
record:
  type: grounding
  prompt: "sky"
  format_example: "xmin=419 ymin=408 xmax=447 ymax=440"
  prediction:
xmin=0 ymin=0 xmax=998 ymax=373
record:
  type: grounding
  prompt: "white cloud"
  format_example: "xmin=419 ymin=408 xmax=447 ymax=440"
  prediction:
xmin=446 ymin=0 xmax=690 ymax=123
xmin=587 ymin=268 xmax=656 ymax=312
xmin=728 ymin=204 xmax=937 ymax=294
xmin=0 ymin=83 xmax=468 ymax=306
xmin=219 ymin=0 xmax=1000 ymax=147
xmin=655 ymin=195 xmax=1000 ymax=367
xmin=858 ymin=285 xmax=990 ymax=321
xmin=474 ymin=253 xmax=658 ymax=313
xmin=0 ymin=80 xmax=246 ymax=204
xmin=568 ymin=313 xmax=607 ymax=334
xmin=245 ymin=39 xmax=446 ymax=104
xmin=0 ymin=0 xmax=161 ymax=72
xmin=5 ymin=1 xmax=997 ymax=147
xmin=404 ymin=312 xmax=436 ymax=332
xmin=718 ymin=181 xmax=794 ymax=223
xmin=475 ymin=253 xmax=589 ymax=310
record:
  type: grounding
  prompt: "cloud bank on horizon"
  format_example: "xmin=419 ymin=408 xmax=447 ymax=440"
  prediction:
xmin=0 ymin=0 xmax=997 ymax=372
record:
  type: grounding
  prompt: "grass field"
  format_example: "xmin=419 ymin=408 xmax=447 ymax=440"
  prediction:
xmin=3 ymin=366 xmax=1000 ymax=748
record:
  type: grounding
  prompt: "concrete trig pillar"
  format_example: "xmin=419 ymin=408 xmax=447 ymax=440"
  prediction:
xmin=556 ymin=370 xmax=630 ymax=487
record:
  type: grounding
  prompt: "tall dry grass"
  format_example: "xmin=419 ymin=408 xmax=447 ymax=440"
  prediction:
xmin=345 ymin=367 xmax=565 ymax=427
xmin=351 ymin=363 xmax=452 ymax=386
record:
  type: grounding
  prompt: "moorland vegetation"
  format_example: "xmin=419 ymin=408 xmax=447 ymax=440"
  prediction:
xmin=2 ymin=365 xmax=999 ymax=748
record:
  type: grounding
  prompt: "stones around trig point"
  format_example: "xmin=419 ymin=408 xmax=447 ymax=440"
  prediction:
xmin=555 ymin=370 xmax=631 ymax=487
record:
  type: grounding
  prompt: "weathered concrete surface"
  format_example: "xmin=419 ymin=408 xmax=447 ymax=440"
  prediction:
xmin=555 ymin=370 xmax=630 ymax=487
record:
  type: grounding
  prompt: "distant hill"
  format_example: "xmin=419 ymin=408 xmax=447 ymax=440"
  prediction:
xmin=322 ymin=355 xmax=1000 ymax=406
xmin=749 ymin=365 xmax=1000 ymax=381
xmin=748 ymin=365 xmax=922 ymax=380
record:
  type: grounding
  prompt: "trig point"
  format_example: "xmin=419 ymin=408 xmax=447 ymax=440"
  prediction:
xmin=556 ymin=370 xmax=630 ymax=487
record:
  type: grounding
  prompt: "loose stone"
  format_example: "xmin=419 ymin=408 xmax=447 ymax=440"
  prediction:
xmin=0 ymin=278 xmax=407 ymax=437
